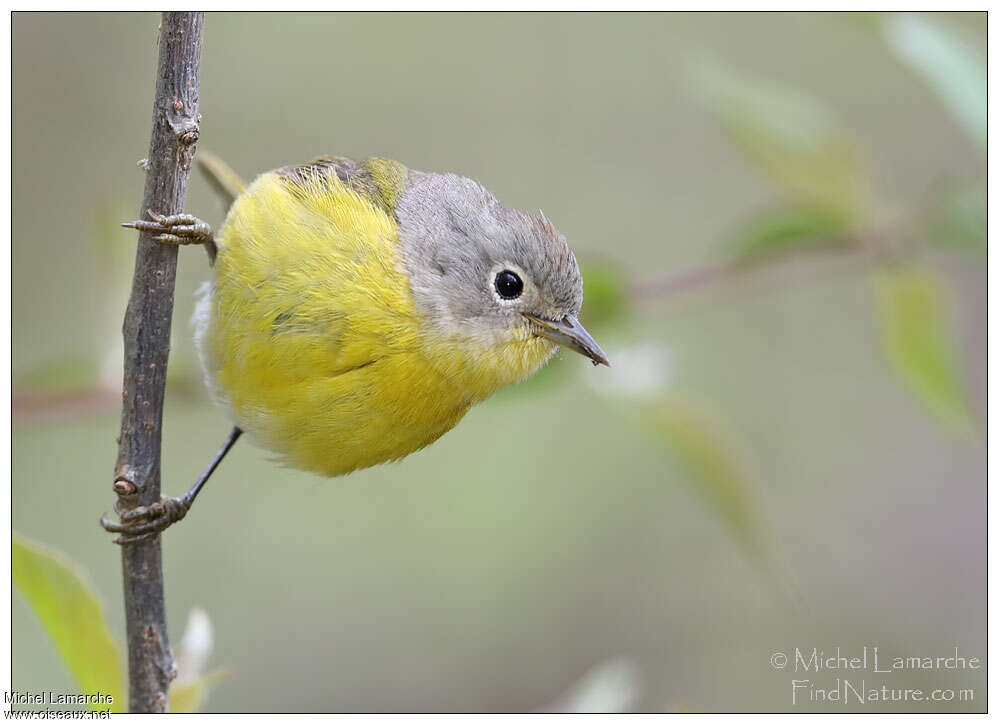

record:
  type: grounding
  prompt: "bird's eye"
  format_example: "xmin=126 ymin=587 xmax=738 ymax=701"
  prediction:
xmin=494 ymin=270 xmax=524 ymax=300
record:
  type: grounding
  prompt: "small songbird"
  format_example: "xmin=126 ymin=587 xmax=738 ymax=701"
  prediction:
xmin=103 ymin=156 xmax=607 ymax=544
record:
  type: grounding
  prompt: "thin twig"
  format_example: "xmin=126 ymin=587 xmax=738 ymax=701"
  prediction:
xmin=628 ymin=244 xmax=873 ymax=302
xmin=109 ymin=12 xmax=204 ymax=713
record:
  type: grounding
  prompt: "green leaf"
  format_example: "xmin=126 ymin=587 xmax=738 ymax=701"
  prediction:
xmin=12 ymin=534 xmax=125 ymax=712
xmin=643 ymin=394 xmax=763 ymax=556
xmin=874 ymin=265 xmax=975 ymax=437
xmin=580 ymin=262 xmax=630 ymax=330
xmin=723 ymin=205 xmax=852 ymax=262
xmin=882 ymin=13 xmax=986 ymax=150
xmin=169 ymin=670 xmax=228 ymax=713
xmin=927 ymin=182 xmax=986 ymax=253
xmin=687 ymin=57 xmax=869 ymax=218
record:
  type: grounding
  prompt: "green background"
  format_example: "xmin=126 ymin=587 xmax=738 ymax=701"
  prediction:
xmin=13 ymin=12 xmax=985 ymax=712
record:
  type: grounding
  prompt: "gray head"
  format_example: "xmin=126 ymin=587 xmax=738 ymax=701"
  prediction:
xmin=395 ymin=171 xmax=607 ymax=366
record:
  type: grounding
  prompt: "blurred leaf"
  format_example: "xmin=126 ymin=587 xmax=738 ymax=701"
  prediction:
xmin=882 ymin=13 xmax=986 ymax=150
xmin=170 ymin=606 xmax=228 ymax=712
xmin=547 ymin=657 xmax=641 ymax=713
xmin=175 ymin=607 xmax=214 ymax=683
xmin=927 ymin=182 xmax=986 ymax=253
xmin=169 ymin=670 xmax=228 ymax=713
xmin=874 ymin=265 xmax=975 ymax=437
xmin=581 ymin=262 xmax=630 ymax=329
xmin=12 ymin=533 xmax=125 ymax=712
xmin=724 ymin=205 xmax=852 ymax=262
xmin=687 ymin=57 xmax=869 ymax=218
xmin=643 ymin=394 xmax=763 ymax=555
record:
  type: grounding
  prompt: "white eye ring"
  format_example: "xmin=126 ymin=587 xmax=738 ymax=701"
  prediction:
xmin=494 ymin=269 xmax=523 ymax=299
xmin=489 ymin=263 xmax=529 ymax=305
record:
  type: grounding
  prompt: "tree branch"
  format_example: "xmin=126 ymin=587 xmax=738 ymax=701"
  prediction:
xmin=110 ymin=12 xmax=204 ymax=713
xmin=628 ymin=243 xmax=876 ymax=303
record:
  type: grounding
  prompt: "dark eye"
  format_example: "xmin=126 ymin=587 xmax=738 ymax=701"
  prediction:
xmin=494 ymin=270 xmax=523 ymax=300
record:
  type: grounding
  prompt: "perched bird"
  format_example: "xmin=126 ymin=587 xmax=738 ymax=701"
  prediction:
xmin=103 ymin=156 xmax=607 ymax=544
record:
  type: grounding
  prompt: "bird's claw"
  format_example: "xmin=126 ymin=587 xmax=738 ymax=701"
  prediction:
xmin=122 ymin=210 xmax=213 ymax=247
xmin=100 ymin=496 xmax=189 ymax=546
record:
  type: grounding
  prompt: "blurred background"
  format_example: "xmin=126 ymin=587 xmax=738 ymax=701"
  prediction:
xmin=12 ymin=12 xmax=985 ymax=713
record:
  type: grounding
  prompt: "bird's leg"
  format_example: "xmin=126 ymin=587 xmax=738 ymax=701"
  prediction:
xmin=101 ymin=427 xmax=242 ymax=545
xmin=122 ymin=209 xmax=217 ymax=265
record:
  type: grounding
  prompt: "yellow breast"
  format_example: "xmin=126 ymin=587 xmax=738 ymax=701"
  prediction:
xmin=194 ymin=171 xmax=554 ymax=476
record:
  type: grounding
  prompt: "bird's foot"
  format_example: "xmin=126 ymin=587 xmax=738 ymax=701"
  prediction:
xmin=122 ymin=210 xmax=217 ymax=264
xmin=122 ymin=210 xmax=213 ymax=247
xmin=100 ymin=496 xmax=190 ymax=546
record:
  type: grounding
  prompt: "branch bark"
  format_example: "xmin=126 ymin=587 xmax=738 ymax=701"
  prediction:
xmin=111 ymin=12 xmax=204 ymax=713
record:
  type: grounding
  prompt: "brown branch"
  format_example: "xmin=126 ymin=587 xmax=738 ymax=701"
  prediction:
xmin=110 ymin=12 xmax=204 ymax=713
xmin=628 ymin=243 xmax=875 ymax=303
xmin=628 ymin=258 xmax=738 ymax=300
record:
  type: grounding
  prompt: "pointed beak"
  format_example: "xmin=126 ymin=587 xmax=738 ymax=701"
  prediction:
xmin=523 ymin=313 xmax=610 ymax=367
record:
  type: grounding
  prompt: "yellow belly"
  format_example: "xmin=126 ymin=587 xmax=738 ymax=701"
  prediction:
xmin=194 ymin=171 xmax=555 ymax=476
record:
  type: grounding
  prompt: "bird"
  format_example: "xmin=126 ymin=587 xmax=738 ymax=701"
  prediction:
xmin=103 ymin=155 xmax=608 ymax=544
